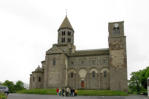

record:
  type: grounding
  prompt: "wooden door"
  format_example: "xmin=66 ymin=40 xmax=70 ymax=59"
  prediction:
xmin=81 ymin=80 xmax=85 ymax=88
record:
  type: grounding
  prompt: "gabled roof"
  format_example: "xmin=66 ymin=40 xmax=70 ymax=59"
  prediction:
xmin=58 ymin=16 xmax=74 ymax=31
xmin=46 ymin=45 xmax=64 ymax=55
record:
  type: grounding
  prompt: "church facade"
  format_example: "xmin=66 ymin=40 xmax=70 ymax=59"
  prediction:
xmin=29 ymin=16 xmax=128 ymax=92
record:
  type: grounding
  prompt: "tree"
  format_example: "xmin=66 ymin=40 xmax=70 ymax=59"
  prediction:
xmin=14 ymin=81 xmax=25 ymax=91
xmin=2 ymin=80 xmax=15 ymax=93
xmin=2 ymin=80 xmax=25 ymax=93
xmin=129 ymin=66 xmax=149 ymax=94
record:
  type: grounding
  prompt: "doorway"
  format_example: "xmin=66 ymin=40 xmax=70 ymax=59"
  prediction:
xmin=81 ymin=80 xmax=85 ymax=88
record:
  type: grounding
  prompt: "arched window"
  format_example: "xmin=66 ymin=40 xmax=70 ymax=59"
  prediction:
xmin=113 ymin=26 xmax=119 ymax=30
xmin=61 ymin=38 xmax=65 ymax=42
xmin=62 ymin=31 xmax=65 ymax=35
xmin=104 ymin=71 xmax=107 ymax=78
xmin=92 ymin=71 xmax=95 ymax=78
xmin=53 ymin=58 xmax=56 ymax=66
xmin=67 ymin=38 xmax=71 ymax=42
xmin=71 ymin=72 xmax=73 ymax=78
xmin=113 ymin=23 xmax=120 ymax=34
xmin=38 ymin=77 xmax=41 ymax=82
xmin=68 ymin=31 xmax=71 ymax=36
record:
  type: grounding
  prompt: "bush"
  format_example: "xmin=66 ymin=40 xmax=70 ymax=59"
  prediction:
xmin=0 ymin=93 xmax=7 ymax=99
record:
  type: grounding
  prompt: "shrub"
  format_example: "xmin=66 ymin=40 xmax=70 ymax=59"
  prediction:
xmin=0 ymin=93 xmax=7 ymax=99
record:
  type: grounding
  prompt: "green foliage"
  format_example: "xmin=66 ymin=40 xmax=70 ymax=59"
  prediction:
xmin=129 ymin=66 xmax=149 ymax=95
xmin=14 ymin=81 xmax=25 ymax=91
xmin=2 ymin=80 xmax=15 ymax=93
xmin=17 ymin=89 xmax=128 ymax=96
xmin=2 ymin=80 xmax=25 ymax=93
xmin=0 ymin=93 xmax=7 ymax=99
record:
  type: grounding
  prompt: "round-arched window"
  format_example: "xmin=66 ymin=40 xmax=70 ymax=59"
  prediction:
xmin=92 ymin=71 xmax=95 ymax=78
xmin=71 ymin=72 xmax=73 ymax=78
xmin=53 ymin=58 xmax=56 ymax=66
xmin=104 ymin=71 xmax=107 ymax=78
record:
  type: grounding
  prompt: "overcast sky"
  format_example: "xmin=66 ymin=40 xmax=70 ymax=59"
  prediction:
xmin=0 ymin=0 xmax=149 ymax=84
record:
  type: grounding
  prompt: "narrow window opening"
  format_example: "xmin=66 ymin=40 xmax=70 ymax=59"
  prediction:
xmin=104 ymin=71 xmax=107 ymax=78
xmin=61 ymin=38 xmax=65 ymax=43
xmin=113 ymin=24 xmax=120 ymax=34
xmin=68 ymin=31 xmax=71 ymax=36
xmin=67 ymin=38 xmax=71 ymax=42
xmin=38 ymin=77 xmax=41 ymax=82
xmin=92 ymin=71 xmax=95 ymax=78
xmin=62 ymin=31 xmax=65 ymax=36
xmin=71 ymin=72 xmax=73 ymax=78
xmin=53 ymin=58 xmax=56 ymax=66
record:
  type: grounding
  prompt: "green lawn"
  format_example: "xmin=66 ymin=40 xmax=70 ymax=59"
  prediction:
xmin=17 ymin=89 xmax=56 ymax=95
xmin=17 ymin=89 xmax=128 ymax=96
xmin=78 ymin=90 xmax=128 ymax=96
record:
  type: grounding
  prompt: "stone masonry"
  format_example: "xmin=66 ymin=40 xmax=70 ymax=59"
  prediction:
xmin=29 ymin=16 xmax=128 ymax=92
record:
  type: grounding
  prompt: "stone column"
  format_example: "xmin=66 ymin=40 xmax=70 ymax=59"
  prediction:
xmin=147 ymin=77 xmax=149 ymax=97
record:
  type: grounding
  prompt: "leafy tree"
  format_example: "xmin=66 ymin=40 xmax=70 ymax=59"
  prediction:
xmin=14 ymin=81 xmax=25 ymax=91
xmin=129 ymin=66 xmax=149 ymax=95
xmin=2 ymin=80 xmax=15 ymax=93
xmin=2 ymin=80 xmax=25 ymax=93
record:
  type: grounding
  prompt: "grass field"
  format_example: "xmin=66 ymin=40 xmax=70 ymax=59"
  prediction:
xmin=77 ymin=90 xmax=128 ymax=96
xmin=17 ymin=89 xmax=128 ymax=96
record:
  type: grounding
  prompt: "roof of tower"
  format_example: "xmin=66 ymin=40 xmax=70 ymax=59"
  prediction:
xmin=58 ymin=16 xmax=74 ymax=31
xmin=32 ymin=65 xmax=43 ymax=73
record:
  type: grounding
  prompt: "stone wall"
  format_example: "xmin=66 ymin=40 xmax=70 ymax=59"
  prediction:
xmin=29 ymin=20 xmax=128 ymax=91
xmin=45 ymin=54 xmax=67 ymax=88
xmin=30 ymin=72 xmax=44 ymax=89
xmin=108 ymin=21 xmax=128 ymax=92
xmin=67 ymin=55 xmax=110 ymax=89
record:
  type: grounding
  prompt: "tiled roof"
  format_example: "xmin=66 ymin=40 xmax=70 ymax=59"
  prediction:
xmin=59 ymin=16 xmax=73 ymax=31
xmin=68 ymin=48 xmax=109 ymax=56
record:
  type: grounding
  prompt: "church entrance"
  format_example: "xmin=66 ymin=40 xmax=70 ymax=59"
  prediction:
xmin=81 ymin=80 xmax=85 ymax=88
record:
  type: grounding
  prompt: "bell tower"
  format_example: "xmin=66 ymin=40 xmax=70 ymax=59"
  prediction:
xmin=108 ymin=21 xmax=128 ymax=92
xmin=58 ymin=16 xmax=74 ymax=45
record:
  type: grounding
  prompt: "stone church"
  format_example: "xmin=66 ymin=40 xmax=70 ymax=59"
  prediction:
xmin=29 ymin=16 xmax=128 ymax=92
